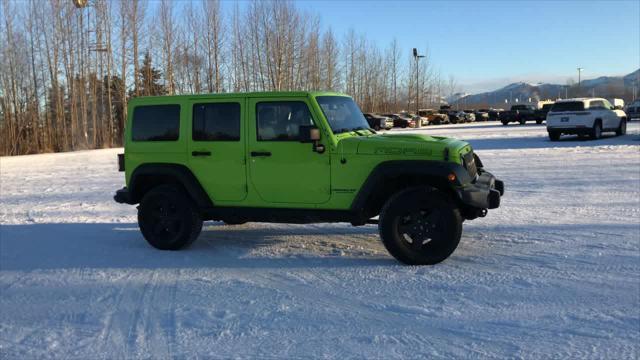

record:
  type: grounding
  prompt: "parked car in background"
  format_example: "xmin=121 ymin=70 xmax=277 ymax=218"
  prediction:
xmin=399 ymin=111 xmax=422 ymax=126
xmin=499 ymin=104 xmax=537 ymax=125
xmin=488 ymin=108 xmax=503 ymax=120
xmin=363 ymin=113 xmax=393 ymax=130
xmin=454 ymin=111 xmax=468 ymax=123
xmin=475 ymin=109 xmax=490 ymax=121
xmin=533 ymin=103 xmax=554 ymax=124
xmin=400 ymin=113 xmax=419 ymax=127
xmin=608 ymin=98 xmax=625 ymax=110
xmin=418 ymin=109 xmax=449 ymax=125
xmin=383 ymin=113 xmax=414 ymax=128
xmin=625 ymin=100 xmax=640 ymax=121
xmin=447 ymin=110 xmax=464 ymax=124
xmin=546 ymin=98 xmax=627 ymax=140
xmin=439 ymin=105 xmax=464 ymax=124
xmin=463 ymin=110 xmax=476 ymax=122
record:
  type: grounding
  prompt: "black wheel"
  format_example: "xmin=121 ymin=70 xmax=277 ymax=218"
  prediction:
xmin=519 ymin=119 xmax=526 ymax=125
xmin=501 ymin=121 xmax=508 ymax=126
xmin=379 ymin=187 xmax=462 ymax=265
xmin=138 ymin=184 xmax=203 ymax=250
xmin=615 ymin=118 xmax=627 ymax=136
xmin=536 ymin=120 xmax=543 ymax=125
xmin=548 ymin=131 xmax=560 ymax=141
xmin=401 ymin=123 xmax=407 ymax=128
xmin=591 ymin=121 xmax=602 ymax=139
xmin=374 ymin=124 xmax=381 ymax=131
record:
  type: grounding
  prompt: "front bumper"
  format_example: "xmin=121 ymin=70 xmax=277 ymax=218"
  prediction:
xmin=114 ymin=187 xmax=134 ymax=204
xmin=457 ymin=171 xmax=504 ymax=210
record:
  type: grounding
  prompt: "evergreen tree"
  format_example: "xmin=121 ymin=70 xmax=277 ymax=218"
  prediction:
xmin=136 ymin=52 xmax=166 ymax=97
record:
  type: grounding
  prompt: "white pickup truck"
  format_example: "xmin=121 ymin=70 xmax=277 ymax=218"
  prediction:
xmin=546 ymin=98 xmax=627 ymax=141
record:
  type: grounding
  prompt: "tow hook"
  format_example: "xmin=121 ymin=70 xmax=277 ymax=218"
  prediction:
xmin=479 ymin=209 xmax=488 ymax=217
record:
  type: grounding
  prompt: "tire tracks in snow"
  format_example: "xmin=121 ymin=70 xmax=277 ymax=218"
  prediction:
xmin=96 ymin=270 xmax=179 ymax=359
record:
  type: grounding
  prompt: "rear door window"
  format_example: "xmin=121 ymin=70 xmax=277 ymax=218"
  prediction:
xmin=192 ymin=103 xmax=241 ymax=141
xmin=132 ymin=105 xmax=180 ymax=141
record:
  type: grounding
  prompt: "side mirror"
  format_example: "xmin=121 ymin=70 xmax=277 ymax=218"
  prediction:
xmin=299 ymin=125 xmax=320 ymax=143
xmin=299 ymin=125 xmax=324 ymax=153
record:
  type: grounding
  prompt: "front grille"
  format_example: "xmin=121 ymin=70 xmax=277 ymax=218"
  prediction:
xmin=462 ymin=151 xmax=478 ymax=179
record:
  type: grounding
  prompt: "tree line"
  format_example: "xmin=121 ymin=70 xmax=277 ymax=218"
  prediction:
xmin=0 ymin=0 xmax=455 ymax=156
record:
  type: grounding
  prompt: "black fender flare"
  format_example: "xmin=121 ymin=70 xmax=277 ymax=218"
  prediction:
xmin=128 ymin=163 xmax=213 ymax=209
xmin=349 ymin=160 xmax=472 ymax=215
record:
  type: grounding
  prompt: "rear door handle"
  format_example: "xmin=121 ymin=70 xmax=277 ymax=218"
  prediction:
xmin=192 ymin=151 xmax=211 ymax=157
xmin=251 ymin=151 xmax=271 ymax=157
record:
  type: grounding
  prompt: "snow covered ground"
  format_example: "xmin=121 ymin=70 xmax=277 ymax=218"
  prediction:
xmin=1 ymin=122 xmax=639 ymax=359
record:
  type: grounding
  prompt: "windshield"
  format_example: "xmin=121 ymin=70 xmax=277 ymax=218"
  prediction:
xmin=316 ymin=96 xmax=371 ymax=133
xmin=551 ymin=101 xmax=585 ymax=112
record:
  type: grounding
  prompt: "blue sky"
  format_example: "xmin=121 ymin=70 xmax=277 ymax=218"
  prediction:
xmin=294 ymin=0 xmax=640 ymax=93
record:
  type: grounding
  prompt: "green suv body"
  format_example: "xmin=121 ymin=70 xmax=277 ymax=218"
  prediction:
xmin=115 ymin=91 xmax=503 ymax=265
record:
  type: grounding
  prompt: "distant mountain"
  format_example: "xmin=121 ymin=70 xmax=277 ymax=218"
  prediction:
xmin=455 ymin=69 xmax=639 ymax=107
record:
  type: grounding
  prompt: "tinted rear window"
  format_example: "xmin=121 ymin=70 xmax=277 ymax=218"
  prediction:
xmin=192 ymin=103 xmax=241 ymax=141
xmin=551 ymin=102 xmax=585 ymax=112
xmin=132 ymin=105 xmax=180 ymax=141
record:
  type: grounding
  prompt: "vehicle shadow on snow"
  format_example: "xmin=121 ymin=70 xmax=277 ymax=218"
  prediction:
xmin=3 ymin=221 xmax=636 ymax=272
xmin=466 ymin=133 xmax=638 ymax=151
xmin=0 ymin=222 xmax=396 ymax=271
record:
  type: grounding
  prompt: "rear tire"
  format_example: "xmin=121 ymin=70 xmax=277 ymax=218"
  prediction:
xmin=138 ymin=184 xmax=203 ymax=250
xmin=591 ymin=121 xmax=602 ymax=140
xmin=501 ymin=121 xmax=508 ymax=126
xmin=519 ymin=119 xmax=526 ymax=125
xmin=536 ymin=120 xmax=543 ymax=125
xmin=548 ymin=131 xmax=560 ymax=141
xmin=379 ymin=187 xmax=462 ymax=265
xmin=615 ymin=118 xmax=627 ymax=136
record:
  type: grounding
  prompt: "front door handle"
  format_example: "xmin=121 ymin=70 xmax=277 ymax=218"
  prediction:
xmin=251 ymin=151 xmax=271 ymax=157
xmin=192 ymin=151 xmax=211 ymax=157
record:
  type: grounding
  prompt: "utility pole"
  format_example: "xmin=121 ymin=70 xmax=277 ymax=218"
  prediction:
xmin=413 ymin=48 xmax=425 ymax=128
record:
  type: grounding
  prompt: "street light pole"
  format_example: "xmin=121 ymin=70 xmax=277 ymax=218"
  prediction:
xmin=413 ymin=48 xmax=425 ymax=128
xmin=577 ymin=67 xmax=584 ymax=96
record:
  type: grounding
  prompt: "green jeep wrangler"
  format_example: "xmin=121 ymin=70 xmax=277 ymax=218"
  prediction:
xmin=114 ymin=92 xmax=503 ymax=265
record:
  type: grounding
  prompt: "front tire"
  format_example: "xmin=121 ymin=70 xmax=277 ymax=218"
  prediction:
xmin=138 ymin=184 xmax=203 ymax=250
xmin=591 ymin=121 xmax=602 ymax=139
xmin=548 ymin=131 xmax=560 ymax=141
xmin=379 ymin=187 xmax=462 ymax=265
xmin=501 ymin=121 xmax=508 ymax=126
xmin=615 ymin=118 xmax=627 ymax=136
